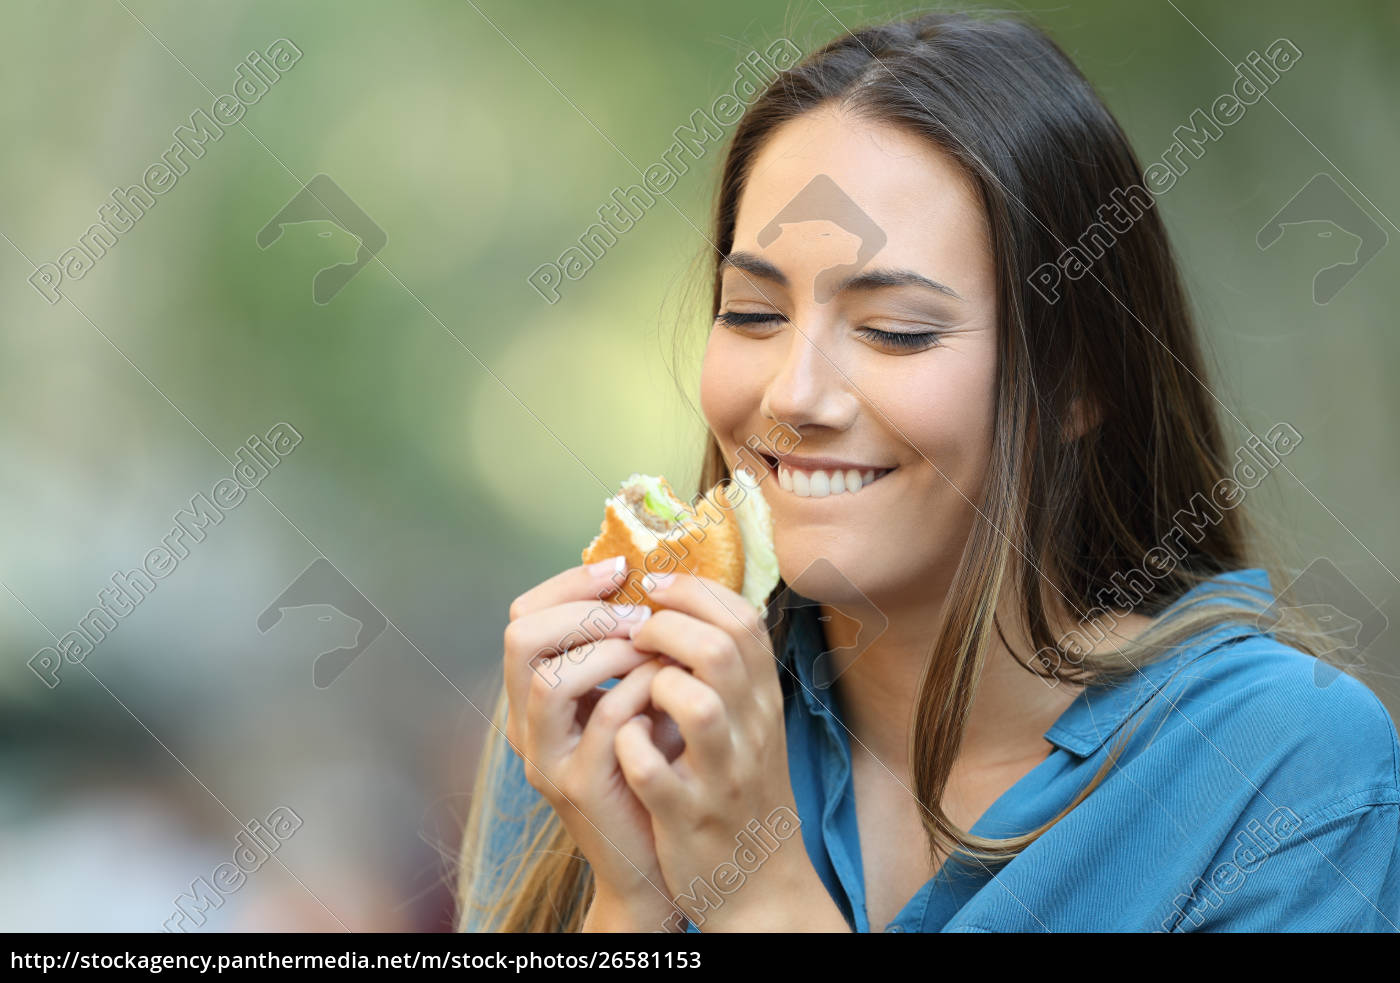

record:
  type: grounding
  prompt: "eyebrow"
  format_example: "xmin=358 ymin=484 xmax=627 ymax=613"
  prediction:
xmin=719 ymin=250 xmax=963 ymax=300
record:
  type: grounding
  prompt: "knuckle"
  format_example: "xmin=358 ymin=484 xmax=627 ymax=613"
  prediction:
xmin=756 ymin=693 xmax=782 ymax=727
xmin=687 ymin=690 xmax=726 ymax=730
xmin=528 ymin=663 xmax=559 ymax=701
xmin=502 ymin=619 xmax=523 ymax=655
xmin=647 ymin=609 xmax=679 ymax=634
xmin=622 ymin=754 xmax=663 ymax=789
xmin=744 ymin=698 xmax=766 ymax=731
xmin=692 ymin=632 xmax=730 ymax=667
xmin=589 ymin=694 xmax=631 ymax=731
xmin=507 ymin=594 xmax=530 ymax=623
xmin=528 ymin=649 xmax=565 ymax=689
xmin=653 ymin=664 xmax=687 ymax=694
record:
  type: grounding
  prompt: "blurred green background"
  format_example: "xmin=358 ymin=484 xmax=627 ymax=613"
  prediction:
xmin=1 ymin=0 xmax=1396 ymax=931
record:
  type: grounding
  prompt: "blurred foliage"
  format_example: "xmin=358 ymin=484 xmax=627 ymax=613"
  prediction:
xmin=0 ymin=0 xmax=1396 ymax=930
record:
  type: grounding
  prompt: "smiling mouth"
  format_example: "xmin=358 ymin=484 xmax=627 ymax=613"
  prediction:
xmin=754 ymin=452 xmax=896 ymax=499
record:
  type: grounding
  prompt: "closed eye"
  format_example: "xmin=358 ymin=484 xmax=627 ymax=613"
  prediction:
xmin=714 ymin=311 xmax=941 ymax=352
xmin=715 ymin=311 xmax=784 ymax=328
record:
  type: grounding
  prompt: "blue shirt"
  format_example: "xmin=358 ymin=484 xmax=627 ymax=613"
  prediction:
xmin=470 ymin=569 xmax=1400 ymax=932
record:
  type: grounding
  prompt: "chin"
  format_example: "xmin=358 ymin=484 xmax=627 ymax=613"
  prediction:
xmin=773 ymin=540 xmax=882 ymax=608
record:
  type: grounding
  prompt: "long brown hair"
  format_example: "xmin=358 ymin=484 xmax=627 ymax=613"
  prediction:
xmin=457 ymin=9 xmax=1325 ymax=931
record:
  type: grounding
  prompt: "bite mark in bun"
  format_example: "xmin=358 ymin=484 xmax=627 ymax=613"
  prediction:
xmin=581 ymin=469 xmax=778 ymax=615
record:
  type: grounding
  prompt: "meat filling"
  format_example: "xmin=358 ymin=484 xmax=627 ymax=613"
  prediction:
xmin=621 ymin=485 xmax=676 ymax=535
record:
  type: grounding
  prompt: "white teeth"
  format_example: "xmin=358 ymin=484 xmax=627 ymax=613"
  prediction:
xmin=791 ymin=469 xmax=810 ymax=496
xmin=776 ymin=464 xmax=890 ymax=497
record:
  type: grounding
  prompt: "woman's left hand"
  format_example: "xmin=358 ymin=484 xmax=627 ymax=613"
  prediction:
xmin=615 ymin=572 xmax=842 ymax=932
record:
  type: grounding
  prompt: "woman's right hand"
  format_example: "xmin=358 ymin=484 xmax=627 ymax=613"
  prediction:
xmin=502 ymin=556 xmax=680 ymax=931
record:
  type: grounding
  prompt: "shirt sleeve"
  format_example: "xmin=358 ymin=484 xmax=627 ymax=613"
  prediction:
xmin=1168 ymin=796 xmax=1400 ymax=932
xmin=459 ymin=728 xmax=551 ymax=933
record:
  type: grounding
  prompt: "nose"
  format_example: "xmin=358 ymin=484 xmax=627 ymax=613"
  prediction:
xmin=759 ymin=321 xmax=860 ymax=434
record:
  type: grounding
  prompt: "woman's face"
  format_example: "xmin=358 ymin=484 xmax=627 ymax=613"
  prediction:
xmin=700 ymin=106 xmax=999 ymax=612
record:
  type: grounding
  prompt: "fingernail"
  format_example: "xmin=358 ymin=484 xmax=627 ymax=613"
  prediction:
xmin=606 ymin=602 xmax=649 ymax=623
xmin=626 ymin=607 xmax=653 ymax=639
xmin=588 ymin=556 xmax=626 ymax=578
xmin=642 ymin=572 xmax=675 ymax=592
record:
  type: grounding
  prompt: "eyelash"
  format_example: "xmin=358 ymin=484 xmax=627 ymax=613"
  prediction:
xmin=714 ymin=311 xmax=941 ymax=351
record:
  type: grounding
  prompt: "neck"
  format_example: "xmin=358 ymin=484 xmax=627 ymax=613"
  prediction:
xmin=817 ymin=589 xmax=1089 ymax=773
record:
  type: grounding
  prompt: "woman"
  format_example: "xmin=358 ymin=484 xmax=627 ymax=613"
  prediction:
xmin=458 ymin=11 xmax=1400 ymax=932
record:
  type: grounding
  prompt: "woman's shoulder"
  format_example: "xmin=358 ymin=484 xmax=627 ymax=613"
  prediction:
xmin=1045 ymin=620 xmax=1400 ymax=931
xmin=1098 ymin=567 xmax=1399 ymax=800
xmin=1135 ymin=631 xmax=1400 ymax=931
xmin=1104 ymin=622 xmax=1400 ymax=822
xmin=1187 ymin=630 xmax=1396 ymax=782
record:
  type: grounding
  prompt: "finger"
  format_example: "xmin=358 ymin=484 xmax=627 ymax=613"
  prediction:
xmin=649 ymin=665 xmax=733 ymax=768
xmin=507 ymin=555 xmax=639 ymax=622
xmin=618 ymin=707 xmax=686 ymax=763
xmin=644 ymin=573 xmax=771 ymax=675
xmin=505 ymin=599 xmax=653 ymax=708
xmin=628 ymin=609 xmax=749 ymax=703
xmin=615 ymin=715 xmax=683 ymax=815
xmin=526 ymin=638 xmax=653 ymax=751
xmin=573 ymin=658 xmax=666 ymax=766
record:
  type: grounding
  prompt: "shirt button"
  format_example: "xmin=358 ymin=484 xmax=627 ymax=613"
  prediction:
xmin=886 ymin=923 xmax=904 ymax=933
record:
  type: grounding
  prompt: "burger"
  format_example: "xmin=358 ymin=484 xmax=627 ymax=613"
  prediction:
xmin=581 ymin=467 xmax=779 ymax=614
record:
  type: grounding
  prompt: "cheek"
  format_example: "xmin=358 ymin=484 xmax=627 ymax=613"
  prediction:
xmin=886 ymin=349 xmax=997 ymax=491
xmin=699 ymin=329 xmax=762 ymax=437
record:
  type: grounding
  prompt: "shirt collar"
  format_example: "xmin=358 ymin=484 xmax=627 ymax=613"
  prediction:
xmin=780 ymin=568 xmax=1275 ymax=756
xmin=1044 ymin=567 xmax=1274 ymax=756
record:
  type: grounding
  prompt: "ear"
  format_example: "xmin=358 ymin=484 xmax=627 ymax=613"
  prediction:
xmin=1059 ymin=394 xmax=1102 ymax=442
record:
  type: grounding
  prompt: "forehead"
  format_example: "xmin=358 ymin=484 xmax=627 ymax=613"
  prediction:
xmin=730 ymin=107 xmax=989 ymax=279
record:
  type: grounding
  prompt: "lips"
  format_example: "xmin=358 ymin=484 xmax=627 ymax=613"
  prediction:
xmin=752 ymin=450 xmax=896 ymax=499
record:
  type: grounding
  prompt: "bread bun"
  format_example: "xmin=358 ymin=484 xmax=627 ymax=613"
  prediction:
xmin=581 ymin=470 xmax=777 ymax=614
